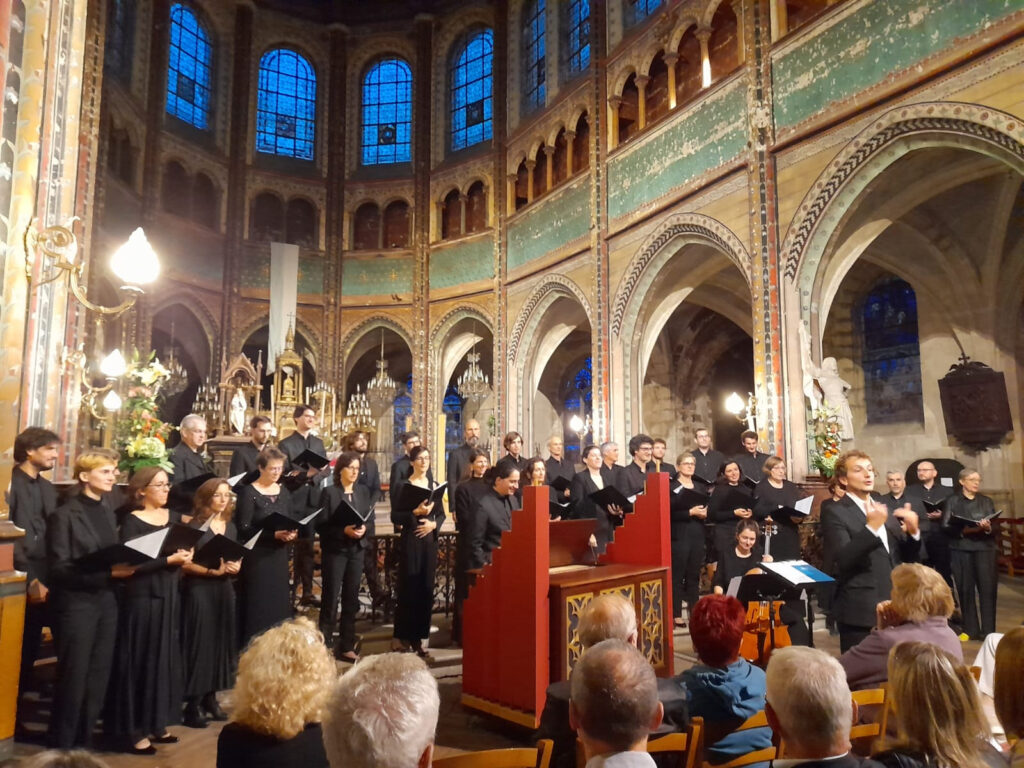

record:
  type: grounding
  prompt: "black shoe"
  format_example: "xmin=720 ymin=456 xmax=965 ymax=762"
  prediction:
xmin=127 ymin=743 xmax=158 ymax=755
xmin=202 ymin=694 xmax=228 ymax=722
xmin=183 ymin=702 xmax=209 ymax=729
xmin=300 ymin=595 xmax=321 ymax=607
xmin=151 ymin=732 xmax=179 ymax=744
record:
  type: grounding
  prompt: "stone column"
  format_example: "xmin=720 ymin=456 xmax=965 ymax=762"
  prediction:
xmin=590 ymin=0 xmax=611 ymax=440
xmin=324 ymin=24 xmax=348 ymax=382
xmin=634 ymin=74 xmax=648 ymax=130
xmin=506 ymin=173 xmax=517 ymax=215
xmin=525 ymin=159 xmax=536 ymax=203
xmin=543 ymin=145 xmax=554 ymax=192
xmin=492 ymin=0 xmax=508 ymax=435
xmin=219 ymin=1 xmax=254 ymax=364
xmin=696 ymin=27 xmax=712 ymax=88
xmin=663 ymin=52 xmax=679 ymax=109
xmin=607 ymin=95 xmax=620 ymax=149
xmin=565 ymin=130 xmax=576 ymax=176
xmin=411 ymin=14 xmax=433 ymax=439
xmin=458 ymin=193 xmax=468 ymax=236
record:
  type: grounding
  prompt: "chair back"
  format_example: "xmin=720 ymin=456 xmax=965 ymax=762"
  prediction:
xmin=700 ymin=711 xmax=775 ymax=768
xmin=433 ymin=739 xmax=553 ymax=768
xmin=647 ymin=718 xmax=703 ymax=768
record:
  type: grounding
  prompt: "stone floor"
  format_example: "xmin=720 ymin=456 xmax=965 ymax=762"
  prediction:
xmin=4 ymin=574 xmax=1023 ymax=768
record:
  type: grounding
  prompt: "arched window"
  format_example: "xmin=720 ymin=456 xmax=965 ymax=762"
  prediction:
xmin=257 ymin=49 xmax=317 ymax=161
xmin=192 ymin=173 xmax=218 ymax=229
xmin=646 ymin=52 xmax=670 ymax=124
xmin=618 ymin=74 xmax=640 ymax=143
xmin=441 ymin=189 xmax=461 ymax=240
xmin=353 ymin=202 xmax=381 ymax=250
xmin=565 ymin=0 xmax=590 ymax=75
xmin=286 ymin=198 xmax=317 ymax=247
xmin=523 ymin=0 xmax=546 ymax=113
xmin=465 ymin=181 xmax=487 ymax=233
xmin=625 ymin=0 xmax=662 ymax=27
xmin=162 ymin=161 xmax=191 ymax=217
xmin=860 ymin=277 xmax=924 ymax=424
xmin=166 ymin=4 xmax=213 ymax=130
xmin=383 ymin=201 xmax=410 ymax=248
xmin=392 ymin=379 xmax=413 ymax=460
xmin=443 ymin=385 xmax=464 ymax=462
xmin=450 ymin=29 xmax=493 ymax=152
xmin=572 ymin=112 xmax=590 ymax=173
xmin=250 ymin=192 xmax=285 ymax=241
xmin=105 ymin=0 xmax=134 ymax=83
xmin=562 ymin=356 xmax=592 ymax=465
xmin=361 ymin=58 xmax=412 ymax=165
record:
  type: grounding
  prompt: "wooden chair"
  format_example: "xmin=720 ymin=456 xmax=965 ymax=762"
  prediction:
xmin=996 ymin=517 xmax=1024 ymax=576
xmin=700 ymin=711 xmax=776 ymax=768
xmin=647 ymin=717 xmax=704 ymax=768
xmin=433 ymin=739 xmax=553 ymax=768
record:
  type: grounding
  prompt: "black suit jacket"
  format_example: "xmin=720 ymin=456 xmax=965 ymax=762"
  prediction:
xmin=8 ymin=466 xmax=58 ymax=583
xmin=691 ymin=448 xmax=725 ymax=482
xmin=537 ymin=677 xmax=689 ymax=768
xmin=356 ymin=455 xmax=382 ymax=538
xmin=317 ymin=485 xmax=372 ymax=552
xmin=734 ymin=451 xmax=770 ymax=482
xmin=821 ymin=495 xmax=920 ymax=628
xmin=570 ymin=470 xmax=615 ymax=552
xmin=469 ymin=490 xmax=512 ymax=569
xmin=46 ymin=495 xmax=120 ymax=595
xmin=447 ymin=442 xmax=476 ymax=517
xmin=169 ymin=442 xmax=213 ymax=513
xmin=229 ymin=442 xmax=264 ymax=475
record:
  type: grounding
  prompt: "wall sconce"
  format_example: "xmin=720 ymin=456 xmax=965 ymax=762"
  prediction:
xmin=63 ymin=346 xmax=128 ymax=419
xmin=725 ymin=391 xmax=758 ymax=434
xmin=25 ymin=221 xmax=161 ymax=317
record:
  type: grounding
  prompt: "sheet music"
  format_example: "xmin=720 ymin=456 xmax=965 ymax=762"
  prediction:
xmin=726 ymin=576 xmax=742 ymax=598
xmin=794 ymin=495 xmax=814 ymax=516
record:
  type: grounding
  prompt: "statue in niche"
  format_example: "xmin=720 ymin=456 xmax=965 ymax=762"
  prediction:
xmin=229 ymin=388 xmax=247 ymax=435
xmin=282 ymin=369 xmax=296 ymax=400
xmin=800 ymin=321 xmax=855 ymax=441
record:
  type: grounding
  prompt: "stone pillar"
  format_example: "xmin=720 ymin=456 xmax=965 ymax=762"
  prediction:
xmin=565 ymin=130 xmax=576 ymax=176
xmin=607 ymin=95 xmax=620 ymax=149
xmin=634 ymin=74 xmax=648 ymax=130
xmin=219 ymin=1 xmax=254 ymax=365
xmin=492 ymin=0 xmax=509 ymax=434
xmin=696 ymin=27 xmax=712 ymax=88
xmin=325 ymin=24 xmax=348 ymax=382
xmin=663 ymin=52 xmax=679 ymax=109
xmin=506 ymin=173 xmax=517 ymax=215
xmin=411 ymin=14 xmax=433 ymax=440
xmin=543 ymin=145 xmax=554 ymax=192
xmin=525 ymin=159 xmax=536 ymax=203
xmin=590 ymin=0 xmax=611 ymax=440
xmin=458 ymin=193 xmax=468 ymax=236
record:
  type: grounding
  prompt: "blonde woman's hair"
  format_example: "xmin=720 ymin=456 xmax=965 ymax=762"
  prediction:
xmin=73 ymin=450 xmax=119 ymax=483
xmin=231 ymin=618 xmax=337 ymax=739
xmin=994 ymin=627 xmax=1024 ymax=740
xmin=886 ymin=642 xmax=990 ymax=768
xmin=889 ymin=563 xmax=954 ymax=623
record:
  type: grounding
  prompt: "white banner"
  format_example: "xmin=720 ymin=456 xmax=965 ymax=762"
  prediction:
xmin=267 ymin=242 xmax=299 ymax=374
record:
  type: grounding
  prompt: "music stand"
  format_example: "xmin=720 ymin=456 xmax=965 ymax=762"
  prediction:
xmin=755 ymin=560 xmax=835 ymax=650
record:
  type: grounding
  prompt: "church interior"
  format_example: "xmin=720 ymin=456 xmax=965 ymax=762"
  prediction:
xmin=1 ymin=0 xmax=1023 ymax=763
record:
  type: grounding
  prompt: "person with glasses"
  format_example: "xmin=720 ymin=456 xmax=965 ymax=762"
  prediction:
xmin=669 ymin=453 xmax=708 ymax=626
xmin=106 ymin=467 xmax=194 ymax=755
xmin=169 ymin=414 xmax=213 ymax=514
xmin=942 ymin=468 xmax=998 ymax=640
xmin=619 ymin=433 xmax=654 ymax=498
xmin=390 ymin=445 xmax=445 ymax=660
xmin=181 ymin=478 xmax=241 ymax=728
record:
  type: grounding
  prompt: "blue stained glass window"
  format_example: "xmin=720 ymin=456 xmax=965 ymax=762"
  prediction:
xmin=392 ymin=384 xmax=413 ymax=461
xmin=256 ymin=49 xmax=316 ymax=160
xmin=450 ymin=29 xmax=493 ymax=151
xmin=626 ymin=0 xmax=662 ymax=26
xmin=166 ymin=4 xmax=212 ymax=130
xmin=362 ymin=58 xmax=412 ymax=165
xmin=567 ymin=0 xmax=590 ymax=74
xmin=443 ymin=385 xmax=465 ymax=463
xmin=523 ymin=0 xmax=546 ymax=112
xmin=563 ymin=356 xmax=593 ymax=466
xmin=860 ymin=278 xmax=923 ymax=425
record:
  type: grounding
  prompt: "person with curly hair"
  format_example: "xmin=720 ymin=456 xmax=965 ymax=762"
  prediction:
xmin=216 ymin=618 xmax=336 ymax=768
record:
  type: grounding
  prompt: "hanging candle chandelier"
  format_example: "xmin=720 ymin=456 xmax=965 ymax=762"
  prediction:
xmin=365 ymin=329 xmax=400 ymax=409
xmin=161 ymin=321 xmax=188 ymax=398
xmin=457 ymin=328 xmax=492 ymax=402
xmin=343 ymin=384 xmax=375 ymax=433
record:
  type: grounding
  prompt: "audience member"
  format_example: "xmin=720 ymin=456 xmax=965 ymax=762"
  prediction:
xmin=217 ymin=618 xmax=335 ymax=768
xmin=322 ymin=653 xmax=440 ymax=768
xmin=871 ymin=642 xmax=1004 ymax=768
xmin=994 ymin=627 xmax=1024 ymax=767
xmin=678 ymin=595 xmax=772 ymax=766
xmin=839 ymin=563 xmax=960 ymax=690
xmin=972 ymin=631 xmax=1004 ymax=698
xmin=537 ymin=594 xmax=688 ymax=768
xmin=766 ymin=646 xmax=884 ymax=768
xmin=22 ymin=752 xmax=111 ymax=768
xmin=570 ymin=639 xmax=663 ymax=768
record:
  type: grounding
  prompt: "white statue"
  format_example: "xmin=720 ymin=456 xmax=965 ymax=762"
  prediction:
xmin=230 ymin=388 xmax=247 ymax=436
xmin=799 ymin=321 xmax=855 ymax=441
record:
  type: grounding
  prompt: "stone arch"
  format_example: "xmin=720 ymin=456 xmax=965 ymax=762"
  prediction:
xmin=339 ymin=315 xmax=413 ymax=370
xmin=428 ymin=306 xmax=495 ymax=433
xmin=233 ymin=314 xmax=322 ymax=374
xmin=667 ymin=15 xmax=701 ymax=51
xmin=609 ymin=65 xmax=639 ymax=99
xmin=508 ymin=275 xmax=594 ymax=366
xmin=150 ymin=297 xmax=217 ymax=381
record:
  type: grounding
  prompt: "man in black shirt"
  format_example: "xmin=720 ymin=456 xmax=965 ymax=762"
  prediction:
xmin=733 ymin=430 xmax=770 ymax=482
xmin=390 ymin=431 xmax=433 ymax=493
xmin=545 ymin=435 xmax=575 ymax=491
xmin=648 ymin=438 xmax=670 ymax=474
xmin=279 ymin=404 xmax=327 ymax=607
xmin=620 ymin=434 xmax=653 ymax=498
xmin=346 ymin=430 xmax=385 ymax=607
xmin=879 ymin=470 xmax=925 ymax=517
xmin=229 ymin=415 xmax=273 ymax=475
xmin=446 ymin=418 xmax=480 ymax=522
xmin=690 ymin=427 xmax=724 ymax=482
xmin=600 ymin=441 xmax=622 ymax=487
xmin=8 ymin=427 xmax=60 ymax=719
xmin=904 ymin=460 xmax=954 ymax=587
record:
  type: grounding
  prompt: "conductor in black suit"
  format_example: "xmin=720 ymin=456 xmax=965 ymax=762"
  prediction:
xmin=467 ymin=463 xmax=520 ymax=570
xmin=229 ymin=415 xmax=272 ymax=475
xmin=446 ymin=418 xmax=480 ymax=524
xmin=169 ymin=414 xmax=212 ymax=513
xmin=278 ymin=404 xmax=327 ymax=607
xmin=821 ymin=450 xmax=920 ymax=653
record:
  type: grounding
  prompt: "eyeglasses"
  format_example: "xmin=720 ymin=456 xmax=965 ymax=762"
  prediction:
xmin=212 ymin=493 xmax=232 ymax=500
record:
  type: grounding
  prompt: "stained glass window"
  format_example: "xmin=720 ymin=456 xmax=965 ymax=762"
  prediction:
xmin=450 ymin=29 xmax=493 ymax=151
xmin=563 ymin=356 xmax=593 ymax=465
xmin=362 ymin=58 xmax=412 ymax=165
xmin=860 ymin=278 xmax=924 ymax=424
xmin=523 ymin=0 xmax=546 ymax=112
xmin=166 ymin=4 xmax=212 ymax=130
xmin=105 ymin=0 xmax=134 ymax=83
xmin=566 ymin=0 xmax=590 ymax=75
xmin=257 ymin=49 xmax=316 ymax=160
xmin=626 ymin=0 xmax=662 ymax=27
xmin=443 ymin=385 xmax=465 ymax=463
xmin=392 ymin=383 xmax=413 ymax=461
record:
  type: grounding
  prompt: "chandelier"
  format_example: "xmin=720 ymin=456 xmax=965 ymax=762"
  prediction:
xmin=457 ymin=327 xmax=492 ymax=402
xmin=343 ymin=385 xmax=375 ymax=433
xmin=161 ymin=321 xmax=188 ymax=398
xmin=365 ymin=329 xmax=400 ymax=409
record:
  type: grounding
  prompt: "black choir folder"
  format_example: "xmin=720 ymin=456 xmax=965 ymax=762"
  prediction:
xmin=776 ymin=496 xmax=815 ymax=518
xmin=193 ymin=529 xmax=262 ymax=569
xmin=950 ymin=508 xmax=1003 ymax=525
xmin=228 ymin=469 xmax=260 ymax=487
xmin=716 ymin=487 xmax=754 ymax=511
xmin=334 ymin=498 xmax=373 ymax=527
xmin=588 ymin=485 xmax=636 ymax=514
xmin=291 ymin=449 xmax=330 ymax=470
xmin=550 ymin=498 xmax=571 ymax=519
xmin=173 ymin=472 xmax=219 ymax=494
xmin=258 ymin=507 xmax=323 ymax=532
xmin=549 ymin=475 xmax=571 ymax=493
xmin=672 ymin=484 xmax=710 ymax=510
xmin=395 ymin=482 xmax=448 ymax=510
xmin=160 ymin=519 xmax=210 ymax=555
xmin=78 ymin=527 xmax=169 ymax=567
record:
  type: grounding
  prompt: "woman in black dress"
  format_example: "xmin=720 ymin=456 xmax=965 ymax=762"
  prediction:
xmin=753 ymin=456 xmax=804 ymax=561
xmin=47 ymin=450 xmax=134 ymax=749
xmin=107 ymin=466 xmax=193 ymax=754
xmin=708 ymin=460 xmax=755 ymax=568
xmin=317 ymin=451 xmax=371 ymax=662
xmin=390 ymin=445 xmax=445 ymax=659
xmin=712 ymin=519 xmax=767 ymax=595
xmin=235 ymin=447 xmax=296 ymax=645
xmin=181 ymin=478 xmax=240 ymax=728
xmin=669 ymin=453 xmax=708 ymax=625
xmin=453 ymin=448 xmax=489 ymax=645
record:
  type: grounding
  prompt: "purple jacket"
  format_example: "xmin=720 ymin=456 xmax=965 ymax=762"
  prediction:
xmin=840 ymin=616 xmax=962 ymax=690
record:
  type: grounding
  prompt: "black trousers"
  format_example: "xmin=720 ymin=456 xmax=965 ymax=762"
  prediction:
xmin=18 ymin=597 xmax=50 ymax=703
xmin=924 ymin=528 xmax=954 ymax=589
xmin=293 ymin=536 xmax=315 ymax=597
xmin=49 ymin=590 xmax=118 ymax=748
xmin=951 ymin=547 xmax=997 ymax=638
xmin=319 ymin=547 xmax=365 ymax=653
xmin=837 ymin=622 xmax=872 ymax=654
xmin=671 ymin=534 xmax=704 ymax=618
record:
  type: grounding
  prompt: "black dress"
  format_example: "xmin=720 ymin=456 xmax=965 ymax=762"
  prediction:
xmin=217 ymin=722 xmax=328 ymax=768
xmin=182 ymin=520 xmax=239 ymax=698
xmin=390 ymin=478 xmax=446 ymax=644
xmin=235 ymin=484 xmax=295 ymax=645
xmin=106 ymin=512 xmax=185 ymax=744
xmin=712 ymin=544 xmax=764 ymax=593
xmin=708 ymin=482 xmax=756 ymax=561
xmin=753 ymin=479 xmax=804 ymax=561
xmin=668 ymin=479 xmax=708 ymax=618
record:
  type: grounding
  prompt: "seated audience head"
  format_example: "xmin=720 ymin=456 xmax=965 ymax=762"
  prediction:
xmin=461 ymin=447 xmax=490 ymax=480
xmin=322 ymin=652 xmax=439 ymax=768
xmin=578 ymin=593 xmax=638 ymax=649
xmin=569 ymin=640 xmax=662 ymax=756
xmin=22 ymin=751 xmax=111 ymax=768
xmin=232 ymin=618 xmax=337 ymax=740
xmin=889 ymin=563 xmax=954 ymax=623
xmin=690 ymin=594 xmax=746 ymax=669
xmin=994 ymin=627 xmax=1024 ymax=741
xmin=885 ymin=641 xmax=989 ymax=768
xmin=765 ymin=646 xmax=854 ymax=758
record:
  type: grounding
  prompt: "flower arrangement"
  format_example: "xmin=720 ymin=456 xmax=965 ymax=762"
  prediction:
xmin=114 ymin=351 xmax=176 ymax=475
xmin=809 ymin=406 xmax=842 ymax=478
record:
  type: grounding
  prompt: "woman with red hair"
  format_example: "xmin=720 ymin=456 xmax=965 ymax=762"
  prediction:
xmin=677 ymin=594 xmax=772 ymax=767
